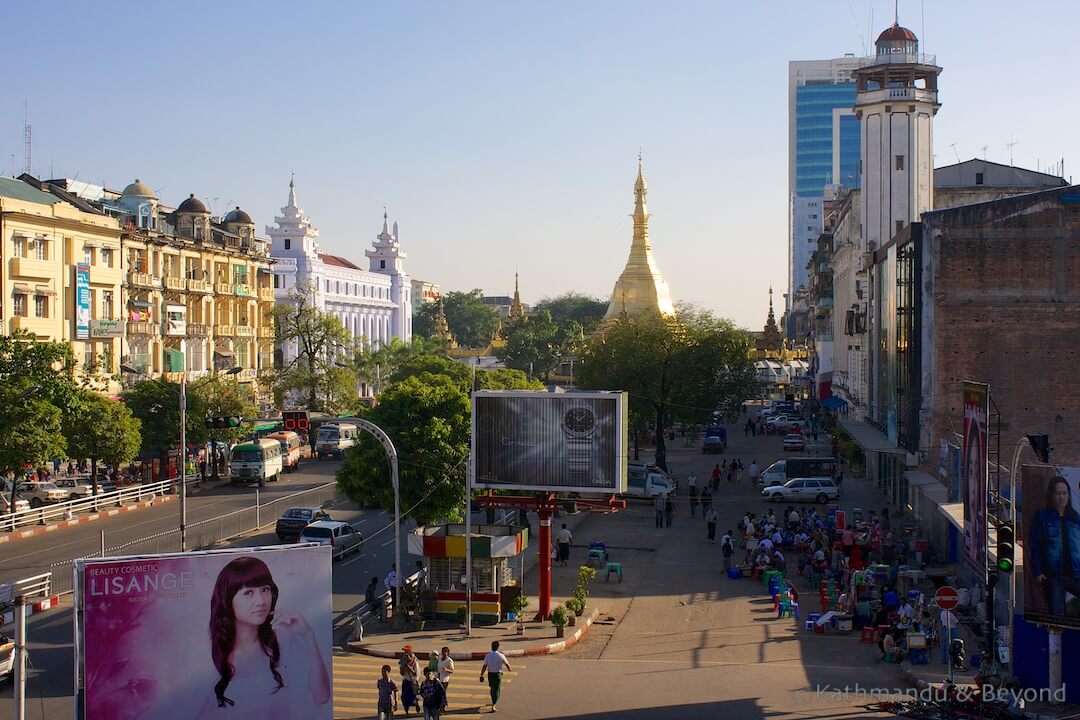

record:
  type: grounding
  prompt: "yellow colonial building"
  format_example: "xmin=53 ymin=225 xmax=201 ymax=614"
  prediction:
xmin=0 ymin=176 xmax=124 ymax=386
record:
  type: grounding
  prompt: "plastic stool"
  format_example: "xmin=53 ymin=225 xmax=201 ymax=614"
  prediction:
xmin=727 ymin=567 xmax=743 ymax=579
xmin=804 ymin=612 xmax=821 ymax=631
xmin=603 ymin=562 xmax=622 ymax=582
xmin=859 ymin=626 xmax=876 ymax=644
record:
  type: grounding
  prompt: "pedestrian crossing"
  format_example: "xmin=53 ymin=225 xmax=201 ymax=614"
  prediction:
xmin=332 ymin=650 xmax=525 ymax=719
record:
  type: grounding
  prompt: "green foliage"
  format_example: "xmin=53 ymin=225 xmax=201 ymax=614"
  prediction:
xmin=412 ymin=302 xmax=440 ymax=340
xmin=0 ymin=331 xmax=80 ymax=415
xmin=577 ymin=307 xmax=756 ymax=469
xmin=124 ymin=380 xmax=208 ymax=455
xmin=575 ymin=565 xmax=597 ymax=595
xmin=63 ymin=391 xmax=142 ymax=491
xmin=533 ymin=293 xmax=608 ymax=333
xmin=456 ymin=605 xmax=468 ymax=625
xmin=193 ymin=377 xmax=257 ymax=443
xmin=273 ymin=281 xmax=356 ymax=410
xmin=564 ymin=596 xmax=584 ymax=614
xmin=348 ymin=336 xmax=447 ymax=396
xmin=442 ymin=290 xmax=501 ymax=348
xmin=495 ymin=310 xmax=583 ymax=382
xmin=391 ymin=354 xmax=540 ymax=395
xmin=0 ymin=395 xmax=65 ymax=478
xmin=549 ymin=605 xmax=569 ymax=628
xmin=510 ymin=593 xmax=529 ymax=616
xmin=336 ymin=374 xmax=471 ymax=525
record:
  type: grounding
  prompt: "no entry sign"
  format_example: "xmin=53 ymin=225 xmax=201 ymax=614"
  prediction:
xmin=935 ymin=585 xmax=959 ymax=611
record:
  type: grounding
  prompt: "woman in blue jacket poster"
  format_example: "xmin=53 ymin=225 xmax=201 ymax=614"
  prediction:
xmin=1029 ymin=475 xmax=1080 ymax=620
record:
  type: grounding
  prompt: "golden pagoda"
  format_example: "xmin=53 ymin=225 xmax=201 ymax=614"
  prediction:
xmin=434 ymin=296 xmax=457 ymax=348
xmin=602 ymin=157 xmax=676 ymax=322
xmin=509 ymin=271 xmax=525 ymax=321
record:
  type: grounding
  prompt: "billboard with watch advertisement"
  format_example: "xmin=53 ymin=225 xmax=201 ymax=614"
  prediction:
xmin=73 ymin=544 xmax=333 ymax=720
xmin=472 ymin=390 xmax=627 ymax=494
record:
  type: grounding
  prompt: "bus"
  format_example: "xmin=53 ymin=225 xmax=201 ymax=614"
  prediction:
xmin=266 ymin=431 xmax=303 ymax=472
xmin=230 ymin=438 xmax=283 ymax=486
xmin=315 ymin=423 xmax=359 ymax=459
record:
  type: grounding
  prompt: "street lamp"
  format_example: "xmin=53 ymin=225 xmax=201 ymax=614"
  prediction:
xmin=120 ymin=363 xmax=241 ymax=552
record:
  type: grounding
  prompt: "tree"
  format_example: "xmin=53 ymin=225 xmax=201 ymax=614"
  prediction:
xmin=193 ymin=377 xmax=258 ymax=445
xmin=391 ymin=353 xmax=541 ymax=394
xmin=576 ymin=307 xmax=756 ymax=471
xmin=442 ymin=290 xmax=501 ymax=348
xmin=273 ymin=282 xmax=355 ymax=411
xmin=63 ymin=392 xmax=142 ymax=494
xmin=124 ymin=380 xmax=208 ymax=457
xmin=337 ymin=374 xmax=471 ymax=525
xmin=496 ymin=310 xmax=582 ymax=382
xmin=412 ymin=302 xmax=440 ymax=339
xmin=533 ymin=293 xmax=609 ymax=332
xmin=348 ymin=336 xmax=447 ymax=396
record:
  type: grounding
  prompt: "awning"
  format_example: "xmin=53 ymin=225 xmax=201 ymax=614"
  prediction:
xmin=822 ymin=396 xmax=847 ymax=411
xmin=252 ymin=422 xmax=279 ymax=433
xmin=11 ymin=283 xmax=32 ymax=295
xmin=839 ymin=420 xmax=896 ymax=452
xmin=213 ymin=348 xmax=234 ymax=358
xmin=35 ymin=285 xmax=56 ymax=296
xmin=938 ymin=502 xmax=964 ymax=531
xmin=129 ymin=299 xmax=152 ymax=308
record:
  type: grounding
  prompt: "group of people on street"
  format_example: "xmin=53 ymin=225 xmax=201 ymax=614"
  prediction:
xmin=378 ymin=645 xmax=456 ymax=719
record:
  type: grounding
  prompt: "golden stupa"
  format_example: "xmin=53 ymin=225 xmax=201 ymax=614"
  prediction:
xmin=602 ymin=157 xmax=676 ymax=322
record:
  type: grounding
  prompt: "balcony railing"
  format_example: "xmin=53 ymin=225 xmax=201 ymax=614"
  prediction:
xmin=235 ymin=325 xmax=255 ymax=338
xmin=187 ymin=278 xmax=211 ymax=293
xmin=128 ymin=272 xmax=160 ymax=288
xmin=187 ymin=323 xmax=210 ymax=337
xmin=216 ymin=282 xmax=233 ymax=295
xmin=258 ymin=326 xmax=274 ymax=339
xmin=234 ymin=283 xmax=253 ymax=297
xmin=216 ymin=324 xmax=235 ymax=336
xmin=129 ymin=321 xmax=158 ymax=335
xmin=856 ymin=52 xmax=937 ymax=68
xmin=258 ymin=287 xmax=274 ymax=301
xmin=238 ymin=368 xmax=257 ymax=381
xmin=164 ymin=372 xmax=185 ymax=383
xmin=164 ymin=276 xmax=185 ymax=291
xmin=10 ymin=257 xmax=53 ymax=279
xmin=856 ymin=87 xmax=938 ymax=106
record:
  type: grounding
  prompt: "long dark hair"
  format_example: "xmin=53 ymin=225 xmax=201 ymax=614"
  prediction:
xmin=210 ymin=556 xmax=284 ymax=707
xmin=1045 ymin=476 xmax=1079 ymax=519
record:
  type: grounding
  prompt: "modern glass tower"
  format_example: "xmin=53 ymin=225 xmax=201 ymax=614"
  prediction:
xmin=788 ymin=56 xmax=862 ymax=334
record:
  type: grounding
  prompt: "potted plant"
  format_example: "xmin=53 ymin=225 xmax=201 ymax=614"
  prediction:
xmin=576 ymin=565 xmax=596 ymax=600
xmin=568 ymin=593 xmax=586 ymax=617
xmin=509 ymin=594 xmax=529 ymax=635
xmin=550 ymin=606 xmax=569 ymax=638
xmin=456 ymin=605 xmax=468 ymax=631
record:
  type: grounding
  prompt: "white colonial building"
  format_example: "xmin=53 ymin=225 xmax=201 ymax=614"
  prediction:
xmin=268 ymin=177 xmax=411 ymax=366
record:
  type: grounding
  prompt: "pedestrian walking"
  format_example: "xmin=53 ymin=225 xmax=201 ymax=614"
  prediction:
xmin=686 ymin=472 xmax=697 ymax=492
xmin=377 ymin=664 xmax=399 ymax=720
xmin=399 ymin=645 xmax=421 ymax=716
xmin=700 ymin=486 xmax=712 ymax=511
xmin=705 ymin=505 xmax=718 ymax=542
xmin=437 ymin=646 xmax=455 ymax=710
xmin=689 ymin=485 xmax=699 ymax=518
xmin=385 ymin=564 xmax=398 ymax=612
xmin=480 ymin=640 xmax=513 ymax=713
xmin=711 ymin=464 xmax=722 ymax=491
xmin=416 ymin=560 xmax=430 ymax=591
xmin=664 ymin=494 xmax=674 ymax=528
xmin=556 ymin=523 xmax=573 ymax=566
xmin=419 ymin=667 xmax=446 ymax=720
xmin=654 ymin=493 xmax=665 ymax=529
xmin=721 ymin=533 xmax=734 ymax=570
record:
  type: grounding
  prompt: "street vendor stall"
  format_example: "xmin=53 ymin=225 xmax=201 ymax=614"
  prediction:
xmin=408 ymin=523 xmax=529 ymax=625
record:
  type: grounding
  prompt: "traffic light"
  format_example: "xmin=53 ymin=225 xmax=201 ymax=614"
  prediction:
xmin=204 ymin=416 xmax=242 ymax=429
xmin=1027 ymin=434 xmax=1051 ymax=463
xmin=997 ymin=524 xmax=1015 ymax=573
xmin=282 ymin=410 xmax=310 ymax=432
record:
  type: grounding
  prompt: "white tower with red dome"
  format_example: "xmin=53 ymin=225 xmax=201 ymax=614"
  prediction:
xmin=854 ymin=20 xmax=941 ymax=254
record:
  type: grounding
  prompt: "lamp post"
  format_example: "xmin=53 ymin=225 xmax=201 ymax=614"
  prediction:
xmin=120 ymin=364 xmax=241 ymax=552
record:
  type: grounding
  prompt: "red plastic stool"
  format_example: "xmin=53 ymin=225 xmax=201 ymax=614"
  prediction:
xmin=859 ymin=626 xmax=876 ymax=644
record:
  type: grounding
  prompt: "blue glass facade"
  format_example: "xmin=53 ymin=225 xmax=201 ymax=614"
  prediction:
xmin=794 ymin=82 xmax=859 ymax=196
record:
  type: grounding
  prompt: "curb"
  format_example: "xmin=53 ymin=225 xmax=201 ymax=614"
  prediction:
xmin=348 ymin=607 xmax=601 ymax=661
xmin=0 ymin=495 xmax=174 ymax=545
xmin=0 ymin=594 xmax=61 ymax=626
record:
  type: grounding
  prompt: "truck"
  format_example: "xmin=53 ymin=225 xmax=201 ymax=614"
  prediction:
xmin=624 ymin=467 xmax=675 ymax=498
xmin=702 ymin=426 xmax=727 ymax=453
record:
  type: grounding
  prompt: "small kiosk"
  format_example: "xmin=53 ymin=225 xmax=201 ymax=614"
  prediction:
xmin=408 ymin=523 xmax=529 ymax=625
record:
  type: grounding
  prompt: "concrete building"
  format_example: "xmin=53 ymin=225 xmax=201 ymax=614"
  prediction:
xmin=410 ymin=278 xmax=440 ymax=314
xmin=787 ymin=54 xmax=862 ymax=330
xmin=268 ymin=177 xmax=412 ymax=368
xmin=0 ymin=176 xmax=124 ymax=388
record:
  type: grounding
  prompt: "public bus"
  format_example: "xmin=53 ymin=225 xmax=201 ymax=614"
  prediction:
xmin=230 ymin=438 xmax=283 ymax=485
xmin=315 ymin=423 xmax=359 ymax=459
xmin=266 ymin=430 xmax=302 ymax=472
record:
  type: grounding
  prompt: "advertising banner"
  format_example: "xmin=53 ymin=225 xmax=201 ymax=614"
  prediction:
xmin=89 ymin=319 xmax=125 ymax=338
xmin=962 ymin=381 xmax=989 ymax=575
xmin=75 ymin=263 xmax=91 ymax=340
xmin=472 ymin=390 xmax=627 ymax=494
xmin=74 ymin=545 xmax=333 ymax=720
xmin=165 ymin=304 xmax=187 ymax=337
xmin=1022 ymin=465 xmax=1080 ymax=629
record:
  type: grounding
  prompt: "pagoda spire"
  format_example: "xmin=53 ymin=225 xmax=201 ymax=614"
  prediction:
xmin=434 ymin=296 xmax=456 ymax=348
xmin=759 ymin=286 xmax=783 ymax=354
xmin=288 ymin=173 xmax=297 ymax=208
xmin=509 ymin=271 xmax=525 ymax=320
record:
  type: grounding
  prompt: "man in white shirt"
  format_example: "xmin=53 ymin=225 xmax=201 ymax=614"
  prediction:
xmin=687 ymin=473 xmax=697 ymax=490
xmin=760 ymin=537 xmax=774 ymax=552
xmin=939 ymin=609 xmax=959 ymax=664
xmin=556 ymin=523 xmax=573 ymax=567
xmin=748 ymin=461 xmax=759 ymax=483
xmin=896 ymin=598 xmax=915 ymax=629
xmin=437 ymin=646 xmax=455 ymax=710
xmin=384 ymin=564 xmax=398 ymax=610
xmin=480 ymin=640 xmax=513 ymax=712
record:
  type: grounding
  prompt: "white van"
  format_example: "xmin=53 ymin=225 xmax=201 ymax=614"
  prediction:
xmin=231 ymin=438 xmax=283 ymax=485
xmin=267 ymin=431 xmax=302 ymax=472
xmin=315 ymin=423 xmax=359 ymax=459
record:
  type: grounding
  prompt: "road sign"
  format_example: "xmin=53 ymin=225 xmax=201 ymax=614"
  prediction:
xmin=936 ymin=585 xmax=959 ymax=610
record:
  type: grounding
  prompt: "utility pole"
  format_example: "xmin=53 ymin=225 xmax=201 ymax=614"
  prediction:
xmin=14 ymin=595 xmax=27 ymax=720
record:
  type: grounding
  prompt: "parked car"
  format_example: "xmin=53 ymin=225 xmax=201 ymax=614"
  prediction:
xmin=298 ymin=520 xmax=364 ymax=560
xmin=0 ymin=495 xmax=31 ymax=514
xmin=275 ymin=506 xmax=332 ymax=542
xmin=52 ymin=477 xmax=95 ymax=500
xmin=761 ymin=477 xmax=841 ymax=504
xmin=758 ymin=457 xmax=839 ymax=487
xmin=767 ymin=415 xmax=807 ymax=433
xmin=0 ymin=479 xmax=67 ymax=508
xmin=782 ymin=434 xmax=806 ymax=452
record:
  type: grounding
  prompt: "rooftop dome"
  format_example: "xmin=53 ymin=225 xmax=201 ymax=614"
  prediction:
xmin=176 ymin=194 xmax=209 ymax=214
xmin=223 ymin=206 xmax=253 ymax=224
xmin=877 ymin=22 xmax=918 ymax=44
xmin=121 ymin=178 xmax=156 ymax=199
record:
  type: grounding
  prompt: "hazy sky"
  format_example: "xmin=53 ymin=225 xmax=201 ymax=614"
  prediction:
xmin=4 ymin=1 xmax=1077 ymax=329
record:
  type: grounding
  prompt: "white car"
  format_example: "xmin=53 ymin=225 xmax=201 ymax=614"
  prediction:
xmin=0 ymin=479 xmax=67 ymax=508
xmin=761 ymin=477 xmax=841 ymax=504
xmin=768 ymin=415 xmax=807 ymax=433
xmin=52 ymin=477 xmax=95 ymax=500
xmin=0 ymin=495 xmax=31 ymax=514
xmin=782 ymin=434 xmax=806 ymax=451
xmin=298 ymin=520 xmax=364 ymax=560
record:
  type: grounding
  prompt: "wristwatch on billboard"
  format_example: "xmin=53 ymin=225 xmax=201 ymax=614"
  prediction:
xmin=562 ymin=404 xmax=596 ymax=479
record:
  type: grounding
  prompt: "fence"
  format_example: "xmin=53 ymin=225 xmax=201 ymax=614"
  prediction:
xmin=1 ymin=477 xmax=181 ymax=533
xmin=47 ymin=481 xmax=342 ymax=595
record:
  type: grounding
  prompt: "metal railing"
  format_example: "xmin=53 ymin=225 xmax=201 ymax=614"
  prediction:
xmin=46 ymin=481 xmax=342 ymax=596
xmin=1 ymin=478 xmax=178 ymax=533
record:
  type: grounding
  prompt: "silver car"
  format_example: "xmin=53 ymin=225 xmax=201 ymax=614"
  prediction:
xmin=761 ymin=477 xmax=841 ymax=504
xmin=52 ymin=477 xmax=95 ymax=500
xmin=298 ymin=520 xmax=364 ymax=560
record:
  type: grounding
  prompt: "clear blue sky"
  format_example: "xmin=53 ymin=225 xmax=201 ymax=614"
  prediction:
xmin=4 ymin=1 xmax=1077 ymax=329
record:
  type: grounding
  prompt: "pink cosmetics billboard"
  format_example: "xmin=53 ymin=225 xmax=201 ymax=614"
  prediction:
xmin=74 ymin=545 xmax=333 ymax=720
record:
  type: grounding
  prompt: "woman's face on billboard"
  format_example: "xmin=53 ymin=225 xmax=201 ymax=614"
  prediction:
xmin=1054 ymin=482 xmax=1070 ymax=515
xmin=232 ymin=584 xmax=273 ymax=627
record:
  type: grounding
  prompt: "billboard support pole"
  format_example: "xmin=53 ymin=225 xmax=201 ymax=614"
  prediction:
xmin=179 ymin=369 xmax=187 ymax=552
xmin=13 ymin=594 xmax=26 ymax=720
xmin=465 ymin=457 xmax=472 ymax=636
xmin=538 ymin=507 xmax=552 ymax=621
xmin=1006 ymin=437 xmax=1027 ymax=680
xmin=1048 ymin=626 xmax=1063 ymax=700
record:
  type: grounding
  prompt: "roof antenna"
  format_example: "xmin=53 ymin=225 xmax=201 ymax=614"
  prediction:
xmin=949 ymin=143 xmax=960 ymax=163
xmin=895 ymin=0 xmax=899 ymax=25
xmin=1006 ymin=136 xmax=1020 ymax=167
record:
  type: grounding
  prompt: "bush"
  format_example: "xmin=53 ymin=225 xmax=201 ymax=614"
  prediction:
xmin=550 ymin=605 xmax=569 ymax=628
xmin=565 ymin=596 xmax=584 ymax=614
xmin=456 ymin=606 xmax=467 ymax=625
xmin=509 ymin=593 xmax=529 ymax=617
xmin=576 ymin=565 xmax=597 ymax=598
